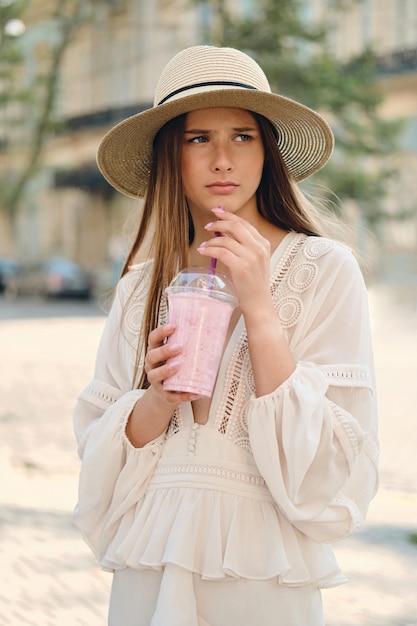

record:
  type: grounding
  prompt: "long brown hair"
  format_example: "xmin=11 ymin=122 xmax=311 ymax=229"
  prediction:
xmin=121 ymin=111 xmax=325 ymax=389
xmin=254 ymin=113 xmax=325 ymax=237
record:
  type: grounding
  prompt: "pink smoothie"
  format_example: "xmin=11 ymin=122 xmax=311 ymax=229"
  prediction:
xmin=163 ymin=291 xmax=235 ymax=397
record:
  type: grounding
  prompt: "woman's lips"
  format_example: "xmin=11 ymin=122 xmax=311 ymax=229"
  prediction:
xmin=207 ymin=182 xmax=238 ymax=194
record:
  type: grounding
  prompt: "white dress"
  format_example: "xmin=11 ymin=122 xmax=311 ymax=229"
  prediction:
xmin=73 ymin=232 xmax=379 ymax=626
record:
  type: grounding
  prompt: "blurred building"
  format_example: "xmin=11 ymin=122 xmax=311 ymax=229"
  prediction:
xmin=51 ymin=1 xmax=207 ymax=283
xmin=0 ymin=0 xmax=416 ymax=286
xmin=0 ymin=0 xmax=204 ymax=283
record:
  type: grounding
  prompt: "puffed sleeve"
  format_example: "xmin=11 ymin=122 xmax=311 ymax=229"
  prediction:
xmin=73 ymin=263 xmax=166 ymax=562
xmin=247 ymin=243 xmax=378 ymax=542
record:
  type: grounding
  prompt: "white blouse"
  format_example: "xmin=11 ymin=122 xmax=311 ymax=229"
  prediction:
xmin=73 ymin=232 xmax=378 ymax=596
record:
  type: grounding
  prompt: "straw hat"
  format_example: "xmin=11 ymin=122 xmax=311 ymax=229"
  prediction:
xmin=97 ymin=45 xmax=334 ymax=198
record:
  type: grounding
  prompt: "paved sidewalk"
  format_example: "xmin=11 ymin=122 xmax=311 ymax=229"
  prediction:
xmin=0 ymin=283 xmax=416 ymax=625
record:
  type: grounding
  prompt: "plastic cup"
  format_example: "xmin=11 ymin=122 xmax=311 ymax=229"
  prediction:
xmin=163 ymin=267 xmax=238 ymax=398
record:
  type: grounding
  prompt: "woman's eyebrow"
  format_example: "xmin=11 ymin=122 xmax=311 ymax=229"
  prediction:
xmin=184 ymin=128 xmax=210 ymax=134
xmin=232 ymin=126 xmax=257 ymax=132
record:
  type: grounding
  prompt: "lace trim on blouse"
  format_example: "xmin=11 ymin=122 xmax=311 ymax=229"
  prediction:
xmin=320 ymin=365 xmax=372 ymax=388
xmin=79 ymin=380 xmax=123 ymax=409
xmin=148 ymin=460 xmax=271 ymax=500
xmin=331 ymin=402 xmax=364 ymax=465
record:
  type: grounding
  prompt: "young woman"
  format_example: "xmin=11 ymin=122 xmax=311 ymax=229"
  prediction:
xmin=73 ymin=46 xmax=378 ymax=626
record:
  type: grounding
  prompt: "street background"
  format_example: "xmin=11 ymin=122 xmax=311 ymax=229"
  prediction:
xmin=0 ymin=281 xmax=416 ymax=626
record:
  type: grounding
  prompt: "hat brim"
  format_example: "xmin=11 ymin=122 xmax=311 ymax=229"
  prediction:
xmin=96 ymin=89 xmax=334 ymax=198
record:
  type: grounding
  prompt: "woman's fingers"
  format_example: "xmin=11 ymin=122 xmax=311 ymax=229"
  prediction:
xmin=145 ymin=350 xmax=181 ymax=383
xmin=145 ymin=324 xmax=180 ymax=373
xmin=147 ymin=323 xmax=175 ymax=350
xmin=199 ymin=213 xmax=270 ymax=273
xmin=205 ymin=208 xmax=269 ymax=255
xmin=209 ymin=206 xmax=265 ymax=242
xmin=197 ymin=208 xmax=272 ymax=312
xmin=145 ymin=325 xmax=200 ymax=404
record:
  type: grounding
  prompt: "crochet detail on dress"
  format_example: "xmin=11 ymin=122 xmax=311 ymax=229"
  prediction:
xmin=271 ymin=234 xmax=334 ymax=329
xmin=321 ymin=365 xmax=372 ymax=388
xmin=287 ymin=262 xmax=318 ymax=293
xmin=276 ymin=296 xmax=303 ymax=327
xmin=166 ymin=407 xmax=185 ymax=439
xmin=303 ymin=237 xmax=335 ymax=259
xmin=332 ymin=403 xmax=363 ymax=459
xmin=153 ymin=462 xmax=267 ymax=488
xmin=84 ymin=385 xmax=118 ymax=404
xmin=332 ymin=495 xmax=363 ymax=529
xmin=214 ymin=339 xmax=253 ymax=452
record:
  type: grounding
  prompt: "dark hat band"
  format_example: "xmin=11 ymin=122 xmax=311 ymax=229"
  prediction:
xmin=157 ymin=80 xmax=258 ymax=106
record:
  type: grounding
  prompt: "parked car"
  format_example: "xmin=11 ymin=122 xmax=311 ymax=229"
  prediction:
xmin=5 ymin=257 xmax=93 ymax=300
xmin=0 ymin=258 xmax=19 ymax=293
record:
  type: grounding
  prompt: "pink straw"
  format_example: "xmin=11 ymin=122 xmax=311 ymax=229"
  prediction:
xmin=209 ymin=236 xmax=220 ymax=274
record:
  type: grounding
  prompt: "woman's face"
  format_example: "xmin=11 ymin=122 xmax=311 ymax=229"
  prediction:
xmin=181 ymin=107 xmax=264 ymax=221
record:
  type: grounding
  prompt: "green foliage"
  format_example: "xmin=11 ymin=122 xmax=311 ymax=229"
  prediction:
xmin=192 ymin=0 xmax=403 ymax=224
xmin=0 ymin=0 xmax=86 ymax=217
xmin=0 ymin=0 xmax=29 ymax=109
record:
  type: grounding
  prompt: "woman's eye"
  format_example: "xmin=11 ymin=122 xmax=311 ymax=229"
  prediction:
xmin=236 ymin=134 xmax=251 ymax=142
xmin=190 ymin=136 xmax=208 ymax=143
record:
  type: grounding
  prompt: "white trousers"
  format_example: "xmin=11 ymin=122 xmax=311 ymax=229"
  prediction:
xmin=108 ymin=565 xmax=325 ymax=626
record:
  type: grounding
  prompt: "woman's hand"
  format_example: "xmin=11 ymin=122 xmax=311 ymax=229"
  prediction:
xmin=126 ymin=324 xmax=198 ymax=448
xmin=197 ymin=207 xmax=272 ymax=314
xmin=197 ymin=207 xmax=296 ymax=396
xmin=144 ymin=324 xmax=199 ymax=406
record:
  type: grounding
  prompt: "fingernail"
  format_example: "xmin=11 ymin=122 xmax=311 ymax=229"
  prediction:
xmin=197 ymin=241 xmax=207 ymax=249
xmin=205 ymin=222 xmax=214 ymax=230
xmin=169 ymin=343 xmax=182 ymax=352
xmin=212 ymin=205 xmax=225 ymax=213
xmin=167 ymin=360 xmax=180 ymax=371
xmin=164 ymin=323 xmax=175 ymax=331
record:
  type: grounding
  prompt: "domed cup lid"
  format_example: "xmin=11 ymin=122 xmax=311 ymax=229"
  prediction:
xmin=166 ymin=267 xmax=238 ymax=307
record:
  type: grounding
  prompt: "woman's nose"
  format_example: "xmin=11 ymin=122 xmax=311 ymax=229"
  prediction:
xmin=211 ymin=145 xmax=233 ymax=172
